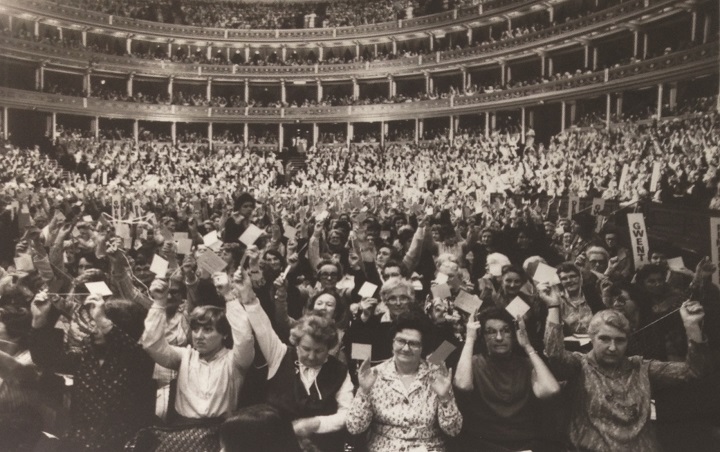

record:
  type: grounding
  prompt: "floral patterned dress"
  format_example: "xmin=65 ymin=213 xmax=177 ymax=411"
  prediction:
xmin=346 ymin=359 xmax=462 ymax=452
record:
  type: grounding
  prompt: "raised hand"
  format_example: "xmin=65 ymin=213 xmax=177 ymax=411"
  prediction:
xmin=357 ymin=358 xmax=377 ymax=394
xmin=680 ymin=300 xmax=705 ymax=328
xmin=537 ymin=282 xmax=562 ymax=307
xmin=694 ymin=257 xmax=716 ymax=282
xmin=430 ymin=363 xmax=453 ymax=401
xmin=516 ymin=316 xmax=532 ymax=351
xmin=149 ymin=279 xmax=169 ymax=306
xmin=465 ymin=311 xmax=481 ymax=342
xmin=31 ymin=291 xmax=52 ymax=329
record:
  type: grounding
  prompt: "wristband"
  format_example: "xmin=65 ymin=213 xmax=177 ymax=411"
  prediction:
xmin=548 ymin=305 xmax=560 ymax=309
xmin=526 ymin=349 xmax=538 ymax=356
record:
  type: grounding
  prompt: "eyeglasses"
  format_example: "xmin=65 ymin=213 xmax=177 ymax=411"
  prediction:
xmin=319 ymin=272 xmax=339 ymax=278
xmin=393 ymin=338 xmax=422 ymax=350
xmin=383 ymin=272 xmax=401 ymax=278
xmin=484 ymin=327 xmax=513 ymax=337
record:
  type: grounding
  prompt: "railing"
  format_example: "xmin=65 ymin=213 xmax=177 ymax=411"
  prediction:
xmin=0 ymin=42 xmax=715 ymax=122
xmin=2 ymin=0 xmax=539 ymax=42
xmin=0 ymin=0 xmax=677 ymax=80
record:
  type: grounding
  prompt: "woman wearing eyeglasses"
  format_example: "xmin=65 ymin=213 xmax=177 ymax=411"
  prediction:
xmin=346 ymin=309 xmax=462 ymax=452
xmin=454 ymin=308 xmax=561 ymax=452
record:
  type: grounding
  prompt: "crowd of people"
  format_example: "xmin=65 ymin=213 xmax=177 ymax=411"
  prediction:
xmin=0 ymin=95 xmax=719 ymax=451
xmin=52 ymin=0 xmax=484 ymax=29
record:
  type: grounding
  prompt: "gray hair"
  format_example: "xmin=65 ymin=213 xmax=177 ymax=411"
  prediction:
xmin=379 ymin=277 xmax=414 ymax=302
xmin=588 ymin=310 xmax=631 ymax=337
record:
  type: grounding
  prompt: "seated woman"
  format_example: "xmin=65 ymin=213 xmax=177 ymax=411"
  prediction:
xmin=30 ymin=293 xmax=155 ymax=451
xmin=555 ymin=262 xmax=605 ymax=336
xmin=243 ymin=283 xmax=352 ymax=451
xmin=346 ymin=309 xmax=462 ymax=452
xmin=539 ymin=283 xmax=709 ymax=451
xmin=454 ymin=307 xmax=560 ymax=452
xmin=140 ymin=276 xmax=255 ymax=421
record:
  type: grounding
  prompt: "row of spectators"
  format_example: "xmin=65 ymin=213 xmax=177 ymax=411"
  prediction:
xmin=0 ymin=99 xmax=719 ymax=451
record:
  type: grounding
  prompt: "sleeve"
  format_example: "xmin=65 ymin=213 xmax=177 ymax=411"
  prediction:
xmin=140 ymin=305 xmax=184 ymax=370
xmin=111 ymin=255 xmax=153 ymax=309
xmin=543 ymin=321 xmax=583 ymax=378
xmin=402 ymin=226 xmax=426 ymax=273
xmin=308 ymin=235 xmax=322 ymax=275
xmin=315 ymin=372 xmax=354 ymax=434
xmin=243 ymin=302 xmax=286 ymax=378
xmin=225 ymin=300 xmax=256 ymax=370
xmin=437 ymin=389 xmax=463 ymax=437
xmin=648 ymin=340 xmax=709 ymax=388
xmin=29 ymin=326 xmax=81 ymax=374
xmin=345 ymin=389 xmax=373 ymax=435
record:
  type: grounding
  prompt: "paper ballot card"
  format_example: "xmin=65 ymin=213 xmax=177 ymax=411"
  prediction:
xmin=358 ymin=282 xmax=378 ymax=299
xmin=239 ymin=224 xmax=263 ymax=246
xmin=284 ymin=226 xmax=297 ymax=240
xmin=175 ymin=238 xmax=193 ymax=255
xmin=434 ymin=273 xmax=449 ymax=284
xmin=149 ymin=254 xmax=169 ymax=276
xmin=203 ymin=231 xmax=220 ymax=247
xmin=197 ymin=250 xmax=228 ymax=275
xmin=453 ymin=290 xmax=483 ymax=314
xmin=505 ymin=297 xmax=531 ymax=319
xmin=533 ymin=263 xmax=561 ymax=286
xmin=85 ymin=281 xmax=113 ymax=297
xmin=431 ymin=283 xmax=452 ymax=300
xmin=427 ymin=341 xmax=457 ymax=365
xmin=351 ymin=343 xmax=372 ymax=361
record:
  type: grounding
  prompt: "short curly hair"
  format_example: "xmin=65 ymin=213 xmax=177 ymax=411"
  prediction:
xmin=190 ymin=305 xmax=233 ymax=348
xmin=289 ymin=313 xmax=338 ymax=350
xmin=588 ymin=309 xmax=631 ymax=337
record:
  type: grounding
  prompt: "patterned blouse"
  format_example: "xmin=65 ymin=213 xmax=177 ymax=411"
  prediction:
xmin=346 ymin=359 xmax=462 ymax=452
xmin=545 ymin=321 xmax=708 ymax=451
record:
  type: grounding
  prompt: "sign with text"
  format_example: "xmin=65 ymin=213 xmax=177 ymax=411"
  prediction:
xmin=627 ymin=213 xmax=649 ymax=269
xmin=710 ymin=217 xmax=720 ymax=286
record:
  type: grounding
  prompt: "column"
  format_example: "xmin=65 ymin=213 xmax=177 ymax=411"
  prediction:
xmin=380 ymin=122 xmax=386 ymax=147
xmin=561 ymin=101 xmax=566 ymax=132
xmin=428 ymin=33 xmax=434 ymax=51
xmin=592 ymin=47 xmax=598 ymax=71
xmin=352 ymin=78 xmax=359 ymax=100
xmin=126 ymin=36 xmax=132 ymax=55
xmin=547 ymin=57 xmax=554 ymax=77
xmin=244 ymin=79 xmax=250 ymax=103
xmin=347 ymin=123 xmax=353 ymax=146
xmin=316 ymin=79 xmax=323 ymax=102
xmin=208 ymin=123 xmax=213 ymax=148
xmin=448 ymin=116 xmax=454 ymax=142
xmin=521 ymin=107 xmax=526 ymax=143
xmin=355 ymin=42 xmax=360 ymax=59
xmin=35 ymin=64 xmax=45 ymax=91
xmin=388 ymin=75 xmax=395 ymax=97
xmin=424 ymin=72 xmax=432 ymax=94
xmin=633 ymin=30 xmax=639 ymax=57
xmin=500 ymin=62 xmax=506 ymax=86
xmin=312 ymin=123 xmax=318 ymax=146
xmin=167 ymin=41 xmax=173 ymax=58
xmin=243 ymin=123 xmax=249 ymax=146
xmin=127 ymin=73 xmax=134 ymax=97
xmin=57 ymin=27 xmax=63 ymax=41
xmin=606 ymin=93 xmax=612 ymax=128
xmin=281 ymin=45 xmax=287 ymax=62
xmin=461 ymin=67 xmax=467 ymax=92
xmin=466 ymin=26 xmax=473 ymax=46
xmin=51 ymin=112 xmax=57 ymax=141
xmin=2 ymin=107 xmax=8 ymax=140
xmin=91 ymin=117 xmax=99 ymax=139
xmin=206 ymin=43 xmax=212 ymax=60
xmin=206 ymin=78 xmax=212 ymax=102
xmin=584 ymin=43 xmax=590 ymax=68
xmin=414 ymin=118 xmax=419 ymax=143
xmin=171 ymin=122 xmax=177 ymax=145
xmin=318 ymin=45 xmax=324 ymax=62
xmin=669 ymin=83 xmax=678 ymax=113
xmin=278 ymin=124 xmax=284 ymax=152
xmin=691 ymin=11 xmax=698 ymax=42
xmin=616 ymin=93 xmax=623 ymax=118
xmin=244 ymin=46 xmax=250 ymax=62
xmin=168 ymin=76 xmax=174 ymax=98
xmin=547 ymin=5 xmax=554 ymax=23
xmin=491 ymin=112 xmax=496 ymax=131
xmin=506 ymin=15 xmax=512 ymax=31
xmin=133 ymin=120 xmax=139 ymax=143
xmin=539 ymin=51 xmax=546 ymax=77
xmin=374 ymin=43 xmax=378 ymax=58
xmin=280 ymin=79 xmax=286 ymax=104
xmin=642 ymin=32 xmax=648 ymax=59
xmin=391 ymin=38 xmax=397 ymax=55
xmin=82 ymin=30 xmax=87 ymax=47
xmin=485 ymin=112 xmax=490 ymax=137
xmin=703 ymin=15 xmax=711 ymax=43
xmin=656 ymin=83 xmax=663 ymax=119
xmin=34 ymin=20 xmax=39 ymax=38
xmin=418 ymin=118 xmax=424 ymax=140
xmin=569 ymin=101 xmax=577 ymax=125
xmin=528 ymin=110 xmax=535 ymax=129
xmin=83 ymin=71 xmax=91 ymax=96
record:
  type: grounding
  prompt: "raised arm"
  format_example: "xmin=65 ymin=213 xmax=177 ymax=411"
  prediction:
xmin=346 ymin=358 xmax=376 ymax=435
xmin=517 ymin=316 xmax=561 ymax=399
xmin=648 ymin=300 xmax=709 ymax=387
xmin=139 ymin=280 xmax=184 ymax=370
xmin=454 ymin=313 xmax=479 ymax=391
xmin=107 ymin=238 xmax=153 ymax=309
xmin=539 ymin=283 xmax=583 ymax=376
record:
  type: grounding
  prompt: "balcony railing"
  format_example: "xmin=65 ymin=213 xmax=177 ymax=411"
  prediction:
xmin=0 ymin=42 xmax=715 ymax=122
xmin=0 ymin=0 xmax=676 ymax=80
xmin=2 ymin=0 xmax=539 ymax=42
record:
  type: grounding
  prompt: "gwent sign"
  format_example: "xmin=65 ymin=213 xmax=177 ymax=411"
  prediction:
xmin=711 ymin=217 xmax=720 ymax=286
xmin=627 ymin=213 xmax=649 ymax=269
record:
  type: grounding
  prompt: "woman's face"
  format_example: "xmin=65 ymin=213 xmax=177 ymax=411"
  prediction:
xmin=562 ymin=232 xmax=573 ymax=246
xmin=501 ymin=272 xmax=523 ymax=296
xmin=318 ymin=264 xmax=340 ymax=289
xmin=264 ymin=253 xmax=282 ymax=272
xmin=590 ymin=324 xmax=628 ymax=367
xmin=297 ymin=335 xmax=330 ymax=368
xmin=642 ymin=272 xmax=665 ymax=297
xmin=384 ymin=286 xmax=413 ymax=320
xmin=392 ymin=328 xmax=423 ymax=368
xmin=559 ymin=270 xmax=581 ymax=294
xmin=375 ymin=247 xmax=392 ymax=268
xmin=313 ymin=294 xmax=337 ymax=320
xmin=77 ymin=258 xmax=94 ymax=274
xmin=192 ymin=323 xmax=225 ymax=359
xmin=219 ymin=247 xmax=235 ymax=265
xmin=483 ymin=318 xmax=514 ymax=356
